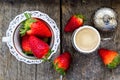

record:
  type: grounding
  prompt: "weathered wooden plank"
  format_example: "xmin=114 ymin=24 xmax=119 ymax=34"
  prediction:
xmin=1 ymin=0 xmax=120 ymax=80
xmin=61 ymin=0 xmax=118 ymax=80
xmin=0 ymin=0 xmax=60 ymax=80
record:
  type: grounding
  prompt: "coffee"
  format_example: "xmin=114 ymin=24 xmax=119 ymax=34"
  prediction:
xmin=75 ymin=28 xmax=99 ymax=51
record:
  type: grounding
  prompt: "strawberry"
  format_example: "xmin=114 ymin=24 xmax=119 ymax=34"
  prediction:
xmin=21 ymin=34 xmax=32 ymax=54
xmin=20 ymin=13 xmax=52 ymax=37
xmin=53 ymin=52 xmax=71 ymax=75
xmin=29 ymin=36 xmax=51 ymax=59
xmin=64 ymin=14 xmax=84 ymax=32
xmin=98 ymin=48 xmax=120 ymax=69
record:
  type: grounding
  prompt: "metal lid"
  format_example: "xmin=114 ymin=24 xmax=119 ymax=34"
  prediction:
xmin=94 ymin=8 xmax=117 ymax=31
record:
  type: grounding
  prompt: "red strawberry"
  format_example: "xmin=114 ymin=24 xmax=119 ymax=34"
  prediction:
xmin=64 ymin=14 xmax=84 ymax=32
xmin=20 ymin=13 xmax=52 ymax=37
xmin=53 ymin=52 xmax=71 ymax=75
xmin=98 ymin=48 xmax=120 ymax=69
xmin=21 ymin=34 xmax=32 ymax=54
xmin=29 ymin=36 xmax=51 ymax=59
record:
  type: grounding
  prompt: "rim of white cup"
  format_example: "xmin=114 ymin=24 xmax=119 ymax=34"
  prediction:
xmin=72 ymin=25 xmax=101 ymax=54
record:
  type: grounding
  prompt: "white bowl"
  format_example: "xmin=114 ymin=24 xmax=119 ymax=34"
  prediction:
xmin=2 ymin=11 xmax=60 ymax=64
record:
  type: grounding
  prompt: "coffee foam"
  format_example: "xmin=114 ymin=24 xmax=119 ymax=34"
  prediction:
xmin=75 ymin=28 xmax=99 ymax=51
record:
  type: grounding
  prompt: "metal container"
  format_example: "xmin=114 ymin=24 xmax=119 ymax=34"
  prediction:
xmin=94 ymin=8 xmax=117 ymax=31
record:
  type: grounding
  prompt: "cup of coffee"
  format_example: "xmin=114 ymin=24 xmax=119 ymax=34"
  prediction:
xmin=72 ymin=25 xmax=101 ymax=53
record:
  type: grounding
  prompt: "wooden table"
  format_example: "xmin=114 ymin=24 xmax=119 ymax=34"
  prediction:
xmin=1 ymin=0 xmax=120 ymax=80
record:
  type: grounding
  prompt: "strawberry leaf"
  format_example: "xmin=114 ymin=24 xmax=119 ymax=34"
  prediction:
xmin=53 ymin=62 xmax=65 ymax=75
xmin=24 ymin=13 xmax=31 ymax=19
xmin=20 ymin=25 xmax=30 ymax=37
xmin=24 ymin=51 xmax=33 ymax=54
xmin=75 ymin=14 xmax=86 ymax=22
xmin=107 ymin=55 xmax=120 ymax=69
xmin=75 ymin=14 xmax=84 ymax=19
xmin=56 ymin=68 xmax=65 ymax=76
xmin=41 ymin=57 xmax=49 ymax=62
xmin=27 ymin=18 xmax=36 ymax=23
xmin=41 ymin=49 xmax=54 ymax=62
xmin=20 ymin=17 xmax=36 ymax=36
xmin=45 ymin=49 xmax=54 ymax=58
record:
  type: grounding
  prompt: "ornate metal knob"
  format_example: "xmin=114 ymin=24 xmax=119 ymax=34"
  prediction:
xmin=94 ymin=7 xmax=117 ymax=31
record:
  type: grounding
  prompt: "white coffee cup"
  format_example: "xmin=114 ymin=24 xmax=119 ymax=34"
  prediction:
xmin=72 ymin=25 xmax=101 ymax=54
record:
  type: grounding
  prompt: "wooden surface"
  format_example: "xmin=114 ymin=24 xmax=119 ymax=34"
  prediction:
xmin=1 ymin=0 xmax=120 ymax=80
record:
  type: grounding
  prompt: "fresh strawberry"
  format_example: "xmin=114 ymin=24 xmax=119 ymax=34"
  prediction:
xmin=98 ymin=48 xmax=120 ymax=69
xmin=21 ymin=34 xmax=32 ymax=54
xmin=53 ymin=52 xmax=71 ymax=75
xmin=64 ymin=14 xmax=84 ymax=32
xmin=29 ymin=36 xmax=51 ymax=59
xmin=20 ymin=13 xmax=52 ymax=37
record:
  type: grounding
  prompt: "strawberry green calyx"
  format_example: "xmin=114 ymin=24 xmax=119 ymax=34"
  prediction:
xmin=107 ymin=54 xmax=120 ymax=69
xmin=42 ymin=49 xmax=54 ymax=62
xmin=20 ymin=24 xmax=30 ymax=36
xmin=53 ymin=63 xmax=66 ymax=76
xmin=75 ymin=14 xmax=84 ymax=19
xmin=24 ymin=13 xmax=31 ymax=19
xmin=20 ymin=13 xmax=36 ymax=36
xmin=24 ymin=51 xmax=33 ymax=55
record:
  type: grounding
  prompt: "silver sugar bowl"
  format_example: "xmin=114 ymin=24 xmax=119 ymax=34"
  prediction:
xmin=94 ymin=8 xmax=117 ymax=31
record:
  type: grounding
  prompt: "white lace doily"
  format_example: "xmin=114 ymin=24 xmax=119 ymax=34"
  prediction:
xmin=4 ymin=11 xmax=60 ymax=64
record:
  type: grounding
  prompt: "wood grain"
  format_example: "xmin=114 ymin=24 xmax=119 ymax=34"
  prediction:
xmin=1 ymin=0 xmax=120 ymax=80
xmin=62 ymin=0 xmax=120 ymax=80
xmin=0 ymin=0 xmax=60 ymax=80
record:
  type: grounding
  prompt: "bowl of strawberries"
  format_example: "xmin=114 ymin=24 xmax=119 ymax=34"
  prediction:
xmin=2 ymin=11 xmax=60 ymax=64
